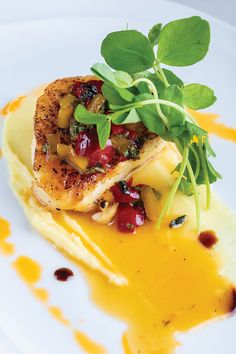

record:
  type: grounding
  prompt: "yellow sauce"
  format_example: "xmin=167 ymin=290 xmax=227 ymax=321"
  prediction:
xmin=0 ymin=217 xmax=14 ymax=255
xmin=64 ymin=211 xmax=233 ymax=354
xmin=0 ymin=96 xmax=26 ymax=117
xmin=74 ymin=330 xmax=106 ymax=354
xmin=122 ymin=333 xmax=134 ymax=354
xmin=13 ymin=256 xmax=41 ymax=285
xmin=48 ymin=306 xmax=70 ymax=326
xmin=33 ymin=287 xmax=49 ymax=303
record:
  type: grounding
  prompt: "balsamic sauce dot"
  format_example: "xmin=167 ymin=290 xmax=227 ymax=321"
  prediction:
xmin=230 ymin=288 xmax=236 ymax=312
xmin=198 ymin=230 xmax=218 ymax=248
xmin=54 ymin=267 xmax=74 ymax=281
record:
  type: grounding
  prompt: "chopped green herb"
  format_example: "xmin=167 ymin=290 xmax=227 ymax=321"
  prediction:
xmin=124 ymin=144 xmax=140 ymax=160
xmin=148 ymin=23 xmax=162 ymax=47
xmin=42 ymin=143 xmax=49 ymax=154
xmin=86 ymin=166 xmax=106 ymax=174
xmin=126 ymin=222 xmax=135 ymax=230
xmin=70 ymin=120 xmax=88 ymax=139
xmin=169 ymin=215 xmax=187 ymax=229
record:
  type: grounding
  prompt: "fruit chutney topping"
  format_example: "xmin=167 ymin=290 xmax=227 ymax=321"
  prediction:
xmin=42 ymin=79 xmax=157 ymax=233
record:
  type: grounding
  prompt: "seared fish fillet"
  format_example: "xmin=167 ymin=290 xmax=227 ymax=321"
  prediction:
xmin=33 ymin=76 xmax=166 ymax=212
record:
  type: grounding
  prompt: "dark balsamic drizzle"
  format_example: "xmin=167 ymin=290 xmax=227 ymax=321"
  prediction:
xmin=54 ymin=267 xmax=74 ymax=281
xmin=230 ymin=288 xmax=236 ymax=312
xmin=198 ymin=230 xmax=218 ymax=249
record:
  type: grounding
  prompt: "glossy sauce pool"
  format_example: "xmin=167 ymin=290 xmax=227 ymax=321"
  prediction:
xmin=62 ymin=210 xmax=234 ymax=354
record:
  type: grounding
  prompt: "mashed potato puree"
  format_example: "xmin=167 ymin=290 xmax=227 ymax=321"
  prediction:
xmin=3 ymin=88 xmax=236 ymax=354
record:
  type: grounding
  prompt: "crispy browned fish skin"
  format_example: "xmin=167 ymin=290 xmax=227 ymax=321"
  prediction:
xmin=33 ymin=76 xmax=165 ymax=212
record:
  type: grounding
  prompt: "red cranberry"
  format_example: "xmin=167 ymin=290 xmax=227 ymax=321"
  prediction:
xmin=115 ymin=155 xmax=128 ymax=163
xmin=111 ymin=124 xmax=125 ymax=135
xmin=126 ymin=130 xmax=137 ymax=140
xmin=75 ymin=129 xmax=115 ymax=167
xmin=75 ymin=129 xmax=99 ymax=156
xmin=110 ymin=181 xmax=140 ymax=203
xmin=89 ymin=146 xmax=115 ymax=167
xmin=117 ymin=204 xmax=145 ymax=233
xmin=126 ymin=178 xmax=133 ymax=187
xmin=89 ymin=80 xmax=103 ymax=93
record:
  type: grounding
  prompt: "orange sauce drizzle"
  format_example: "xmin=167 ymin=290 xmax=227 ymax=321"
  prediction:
xmin=122 ymin=332 xmax=133 ymax=354
xmin=33 ymin=287 xmax=49 ymax=303
xmin=12 ymin=255 xmax=106 ymax=352
xmin=13 ymin=256 xmax=41 ymax=284
xmin=0 ymin=217 xmax=14 ymax=255
xmin=48 ymin=306 xmax=70 ymax=326
xmin=0 ymin=96 xmax=26 ymax=117
xmin=74 ymin=330 xmax=106 ymax=354
xmin=190 ymin=109 xmax=236 ymax=143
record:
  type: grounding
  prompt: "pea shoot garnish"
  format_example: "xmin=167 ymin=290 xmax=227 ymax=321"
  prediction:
xmin=74 ymin=16 xmax=221 ymax=231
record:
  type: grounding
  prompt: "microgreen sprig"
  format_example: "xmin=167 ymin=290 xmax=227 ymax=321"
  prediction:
xmin=74 ymin=16 xmax=222 ymax=231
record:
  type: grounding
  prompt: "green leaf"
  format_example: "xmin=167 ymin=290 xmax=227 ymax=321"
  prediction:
xmin=122 ymin=108 xmax=141 ymax=123
xmin=112 ymin=108 xmax=141 ymax=124
xmin=206 ymin=159 xmax=222 ymax=181
xmin=102 ymin=83 xmax=127 ymax=105
xmin=91 ymin=63 xmax=116 ymax=84
xmin=148 ymin=23 xmax=162 ymax=46
xmin=157 ymin=16 xmax=210 ymax=66
xmin=195 ymin=155 xmax=220 ymax=184
xmin=91 ymin=63 xmax=133 ymax=88
xmin=133 ymin=71 xmax=166 ymax=95
xmin=109 ymin=103 xmax=137 ymax=112
xmin=173 ymin=158 xmax=194 ymax=196
xmin=182 ymin=83 xmax=216 ymax=109
xmin=137 ymin=105 xmax=165 ymax=135
xmin=161 ymin=85 xmax=185 ymax=128
xmin=133 ymin=70 xmax=183 ymax=94
xmin=102 ymin=83 xmax=135 ymax=107
xmin=170 ymin=125 xmax=186 ymax=138
xmin=74 ymin=104 xmax=107 ymax=124
xmin=181 ymin=142 xmax=221 ymax=187
xmin=162 ymin=69 xmax=183 ymax=87
xmin=97 ymin=119 xmax=111 ymax=149
xmin=185 ymin=121 xmax=207 ymax=137
xmin=111 ymin=112 xmax=129 ymax=124
xmin=113 ymin=71 xmax=133 ymax=88
xmin=115 ymin=87 xmax=135 ymax=102
xmin=101 ymin=30 xmax=155 ymax=73
xmin=205 ymin=137 xmax=216 ymax=157
xmin=199 ymin=141 xmax=221 ymax=182
xmin=136 ymin=81 xmax=150 ymax=94
xmin=179 ymin=178 xmax=194 ymax=196
xmin=135 ymin=93 xmax=165 ymax=135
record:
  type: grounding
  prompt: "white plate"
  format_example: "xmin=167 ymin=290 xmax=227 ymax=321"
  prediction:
xmin=0 ymin=1 xmax=236 ymax=353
